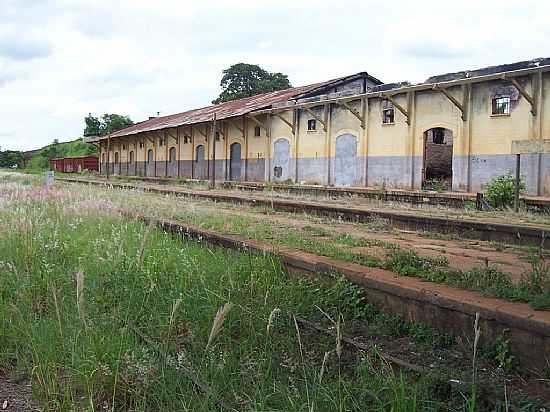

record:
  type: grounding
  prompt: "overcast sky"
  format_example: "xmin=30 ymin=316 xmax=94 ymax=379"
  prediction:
xmin=1 ymin=0 xmax=549 ymax=151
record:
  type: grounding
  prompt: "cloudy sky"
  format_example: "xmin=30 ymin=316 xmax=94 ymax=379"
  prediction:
xmin=1 ymin=0 xmax=549 ymax=151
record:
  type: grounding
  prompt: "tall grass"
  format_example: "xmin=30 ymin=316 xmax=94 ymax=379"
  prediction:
xmin=0 ymin=181 xmax=426 ymax=411
xmin=0 ymin=176 xmax=545 ymax=411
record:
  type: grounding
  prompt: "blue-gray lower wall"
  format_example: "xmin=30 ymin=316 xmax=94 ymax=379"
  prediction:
xmin=247 ymin=158 xmax=265 ymax=182
xmin=366 ymin=156 xmax=421 ymax=189
xmin=179 ymin=160 xmax=192 ymax=178
xmin=101 ymin=153 xmax=550 ymax=195
xmin=296 ymin=157 xmax=328 ymax=185
xmin=456 ymin=153 xmax=549 ymax=195
xmin=542 ymin=155 xmax=550 ymax=196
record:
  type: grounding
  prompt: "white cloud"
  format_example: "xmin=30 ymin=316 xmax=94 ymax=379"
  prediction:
xmin=0 ymin=0 xmax=549 ymax=150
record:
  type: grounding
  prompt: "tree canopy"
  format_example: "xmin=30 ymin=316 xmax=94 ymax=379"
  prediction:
xmin=212 ymin=63 xmax=292 ymax=104
xmin=0 ymin=150 xmax=24 ymax=168
xmin=84 ymin=113 xmax=134 ymax=136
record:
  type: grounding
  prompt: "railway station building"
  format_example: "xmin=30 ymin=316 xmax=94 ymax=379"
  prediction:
xmin=90 ymin=58 xmax=550 ymax=196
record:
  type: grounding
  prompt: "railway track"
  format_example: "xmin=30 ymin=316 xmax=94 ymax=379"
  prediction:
xmin=60 ymin=176 xmax=550 ymax=250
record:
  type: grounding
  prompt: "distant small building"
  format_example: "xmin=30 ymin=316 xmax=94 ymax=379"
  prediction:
xmin=51 ymin=156 xmax=99 ymax=173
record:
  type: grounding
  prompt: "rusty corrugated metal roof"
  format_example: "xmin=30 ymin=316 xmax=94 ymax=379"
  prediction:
xmin=93 ymin=75 xmax=360 ymax=141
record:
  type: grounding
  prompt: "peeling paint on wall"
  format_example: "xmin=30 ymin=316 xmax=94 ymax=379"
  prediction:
xmin=334 ymin=134 xmax=358 ymax=187
xmin=273 ymin=138 xmax=290 ymax=181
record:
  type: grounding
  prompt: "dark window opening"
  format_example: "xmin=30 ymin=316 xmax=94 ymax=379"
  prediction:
xmin=433 ymin=128 xmax=445 ymax=144
xmin=184 ymin=136 xmax=191 ymax=144
xmin=215 ymin=131 xmax=220 ymax=141
xmin=139 ymin=142 xmax=144 ymax=149
xmin=122 ymin=144 xmax=126 ymax=150
xmin=254 ymin=126 xmax=261 ymax=137
xmin=382 ymin=100 xmax=394 ymax=124
xmin=492 ymin=96 xmax=510 ymax=115
xmin=273 ymin=166 xmax=282 ymax=178
xmin=129 ymin=151 xmax=134 ymax=163
xmin=307 ymin=119 xmax=316 ymax=131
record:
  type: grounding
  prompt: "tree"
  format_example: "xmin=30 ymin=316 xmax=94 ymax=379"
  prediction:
xmin=0 ymin=150 xmax=24 ymax=168
xmin=83 ymin=113 xmax=101 ymax=136
xmin=83 ymin=113 xmax=133 ymax=136
xmin=41 ymin=139 xmax=61 ymax=163
xmin=212 ymin=63 xmax=292 ymax=104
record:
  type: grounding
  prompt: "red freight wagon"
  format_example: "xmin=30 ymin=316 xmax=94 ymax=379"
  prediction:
xmin=50 ymin=156 xmax=99 ymax=173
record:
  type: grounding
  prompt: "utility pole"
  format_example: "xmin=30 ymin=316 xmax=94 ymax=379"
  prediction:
xmin=514 ymin=153 xmax=521 ymax=213
xmin=210 ymin=113 xmax=217 ymax=188
xmin=106 ymin=134 xmax=111 ymax=180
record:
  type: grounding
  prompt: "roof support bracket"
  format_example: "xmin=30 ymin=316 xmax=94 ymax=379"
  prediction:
xmin=196 ymin=125 xmax=209 ymax=139
xmin=272 ymin=111 xmax=295 ymax=134
xmin=303 ymin=107 xmax=327 ymax=131
xmin=227 ymin=118 xmax=244 ymax=136
xmin=246 ymin=115 xmax=270 ymax=136
xmin=433 ymin=85 xmax=466 ymax=121
xmin=167 ymin=129 xmax=178 ymax=142
xmin=383 ymin=94 xmax=410 ymax=125
xmin=336 ymin=100 xmax=365 ymax=128
xmin=508 ymin=77 xmax=536 ymax=116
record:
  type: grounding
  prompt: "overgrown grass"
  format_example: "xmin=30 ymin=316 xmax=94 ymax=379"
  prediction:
xmin=384 ymin=249 xmax=550 ymax=309
xmin=0 ymin=182 xmax=439 ymax=410
xmin=2 ymin=178 xmax=545 ymax=410
xmin=40 ymin=175 xmax=550 ymax=309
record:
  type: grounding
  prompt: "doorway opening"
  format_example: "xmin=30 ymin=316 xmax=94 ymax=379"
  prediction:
xmin=422 ymin=127 xmax=453 ymax=191
xmin=168 ymin=147 xmax=177 ymax=177
xmin=146 ymin=149 xmax=154 ymax=176
xmin=195 ymin=145 xmax=205 ymax=179
xmin=229 ymin=143 xmax=242 ymax=181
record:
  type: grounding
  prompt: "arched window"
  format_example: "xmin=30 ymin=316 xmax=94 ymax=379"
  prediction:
xmin=114 ymin=152 xmax=119 ymax=164
xmin=147 ymin=149 xmax=154 ymax=163
xmin=129 ymin=151 xmax=134 ymax=163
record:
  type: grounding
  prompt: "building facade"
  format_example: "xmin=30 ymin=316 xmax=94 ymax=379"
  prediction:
xmin=91 ymin=58 xmax=550 ymax=196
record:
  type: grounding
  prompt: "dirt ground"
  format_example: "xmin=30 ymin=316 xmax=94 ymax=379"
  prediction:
xmin=204 ymin=203 xmax=537 ymax=282
xmin=0 ymin=377 xmax=38 ymax=412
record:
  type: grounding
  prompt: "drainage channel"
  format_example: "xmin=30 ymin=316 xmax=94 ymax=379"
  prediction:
xmin=61 ymin=177 xmax=549 ymax=250
xmin=126 ymin=211 xmax=550 ymax=374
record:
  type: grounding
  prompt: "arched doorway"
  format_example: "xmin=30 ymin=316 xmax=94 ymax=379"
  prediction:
xmin=229 ymin=143 xmax=242 ymax=181
xmin=334 ymin=134 xmax=358 ymax=187
xmin=146 ymin=149 xmax=155 ymax=176
xmin=422 ymin=128 xmax=453 ymax=190
xmin=273 ymin=138 xmax=290 ymax=181
xmin=168 ymin=147 xmax=177 ymax=177
xmin=114 ymin=152 xmax=120 ymax=175
xmin=195 ymin=145 xmax=205 ymax=179
xmin=128 ymin=151 xmax=135 ymax=176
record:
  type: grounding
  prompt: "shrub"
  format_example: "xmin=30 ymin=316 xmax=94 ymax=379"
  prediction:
xmin=485 ymin=172 xmax=524 ymax=209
